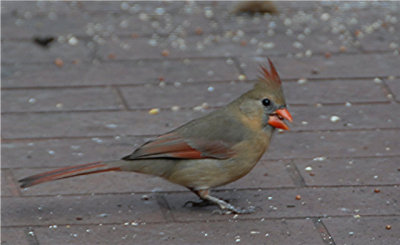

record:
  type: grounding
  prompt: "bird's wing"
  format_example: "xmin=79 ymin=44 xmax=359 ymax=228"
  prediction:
xmin=122 ymin=132 xmax=236 ymax=160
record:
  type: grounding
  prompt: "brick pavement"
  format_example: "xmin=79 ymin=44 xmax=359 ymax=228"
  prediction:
xmin=1 ymin=1 xmax=400 ymax=244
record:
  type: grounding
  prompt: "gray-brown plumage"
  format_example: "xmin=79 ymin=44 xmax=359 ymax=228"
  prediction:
xmin=19 ymin=59 xmax=292 ymax=214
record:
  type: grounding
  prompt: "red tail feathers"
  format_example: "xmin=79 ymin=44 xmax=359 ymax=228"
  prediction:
xmin=19 ymin=162 xmax=121 ymax=188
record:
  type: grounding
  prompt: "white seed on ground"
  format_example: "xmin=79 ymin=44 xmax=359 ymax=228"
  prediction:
xmin=305 ymin=166 xmax=313 ymax=171
xmin=330 ymin=115 xmax=340 ymax=122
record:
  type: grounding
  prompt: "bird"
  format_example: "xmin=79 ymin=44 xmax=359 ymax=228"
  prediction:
xmin=19 ymin=58 xmax=293 ymax=214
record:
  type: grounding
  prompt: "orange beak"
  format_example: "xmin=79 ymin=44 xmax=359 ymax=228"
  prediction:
xmin=268 ymin=108 xmax=293 ymax=130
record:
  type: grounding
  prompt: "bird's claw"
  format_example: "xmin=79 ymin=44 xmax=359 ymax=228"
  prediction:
xmin=216 ymin=204 xmax=256 ymax=215
xmin=183 ymin=200 xmax=213 ymax=208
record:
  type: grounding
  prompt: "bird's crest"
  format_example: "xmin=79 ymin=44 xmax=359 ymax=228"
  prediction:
xmin=258 ymin=58 xmax=281 ymax=87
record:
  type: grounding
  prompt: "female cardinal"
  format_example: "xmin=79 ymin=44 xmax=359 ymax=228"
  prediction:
xmin=19 ymin=59 xmax=292 ymax=214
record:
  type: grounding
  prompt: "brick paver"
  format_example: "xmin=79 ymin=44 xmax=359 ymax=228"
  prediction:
xmin=2 ymin=1 xmax=399 ymax=245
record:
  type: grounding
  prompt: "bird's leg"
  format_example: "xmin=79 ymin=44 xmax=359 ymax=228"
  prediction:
xmin=193 ymin=189 xmax=255 ymax=214
xmin=183 ymin=188 xmax=215 ymax=207
xmin=183 ymin=199 xmax=213 ymax=208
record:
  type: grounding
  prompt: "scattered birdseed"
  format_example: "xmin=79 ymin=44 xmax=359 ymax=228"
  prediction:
xmin=195 ymin=27 xmax=203 ymax=35
xmin=54 ymin=58 xmax=64 ymax=67
xmin=353 ymin=214 xmax=361 ymax=219
xmin=28 ymin=98 xmax=36 ymax=104
xmin=313 ymin=156 xmax=326 ymax=161
xmin=141 ymin=194 xmax=150 ymax=200
xmin=155 ymin=7 xmax=165 ymax=15
xmin=305 ymin=166 xmax=313 ymax=171
xmin=330 ymin=115 xmax=340 ymax=122
xmin=234 ymin=235 xmax=241 ymax=243
xmin=171 ymin=106 xmax=180 ymax=111
xmin=250 ymin=231 xmax=260 ymax=234
xmin=386 ymin=225 xmax=392 ymax=230
xmin=297 ymin=78 xmax=307 ymax=84
xmin=374 ymin=188 xmax=380 ymax=193
xmin=161 ymin=50 xmax=170 ymax=57
xmin=324 ymin=52 xmax=332 ymax=58
xmin=293 ymin=41 xmax=303 ymax=49
xmin=389 ymin=42 xmax=398 ymax=49
xmin=56 ymin=103 xmax=63 ymax=108
xmin=320 ymin=13 xmax=330 ymax=21
xmin=120 ymin=2 xmax=129 ymax=10
xmin=204 ymin=8 xmax=213 ymax=18
xmin=148 ymin=108 xmax=160 ymax=115
xmin=295 ymin=195 xmax=301 ymax=200
xmin=91 ymin=138 xmax=103 ymax=143
xmin=208 ymin=86 xmax=214 ymax=92
xmin=106 ymin=124 xmax=118 ymax=129
xmin=348 ymin=231 xmax=354 ymax=236
xmin=68 ymin=36 xmax=78 ymax=45
xmin=238 ymin=74 xmax=246 ymax=81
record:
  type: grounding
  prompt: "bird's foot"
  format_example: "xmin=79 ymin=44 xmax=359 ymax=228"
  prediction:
xmin=216 ymin=203 xmax=256 ymax=214
xmin=189 ymin=189 xmax=256 ymax=214
xmin=183 ymin=199 xmax=213 ymax=208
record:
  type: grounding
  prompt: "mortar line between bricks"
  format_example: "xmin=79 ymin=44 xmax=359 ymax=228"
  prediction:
xmin=382 ymin=78 xmax=398 ymax=103
xmin=232 ymin=56 xmax=247 ymax=75
xmin=312 ymin=218 xmax=336 ymax=245
xmin=9 ymin=184 xmax=400 ymax=198
xmin=284 ymin=160 xmax=306 ymax=187
xmin=2 ymin=75 xmax=395 ymax=91
xmin=1 ymin=99 xmax=393 ymax=115
xmin=155 ymin=193 xmax=176 ymax=223
xmin=5 ymin=169 xmax=23 ymax=197
xmin=2 ymin=127 xmax=400 ymax=141
xmin=1 ymin=49 xmax=396 ymax=67
xmin=1 ymin=48 xmax=395 ymax=66
xmin=112 ymin=86 xmax=130 ymax=110
xmin=3 ymin=214 xmax=400 ymax=229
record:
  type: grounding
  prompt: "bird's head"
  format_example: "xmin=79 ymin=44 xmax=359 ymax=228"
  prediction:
xmin=235 ymin=58 xmax=293 ymax=130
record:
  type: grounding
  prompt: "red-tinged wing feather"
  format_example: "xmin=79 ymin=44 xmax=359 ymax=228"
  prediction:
xmin=122 ymin=132 xmax=236 ymax=160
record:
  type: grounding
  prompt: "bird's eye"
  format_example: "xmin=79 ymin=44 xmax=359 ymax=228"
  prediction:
xmin=262 ymin=98 xmax=271 ymax=106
